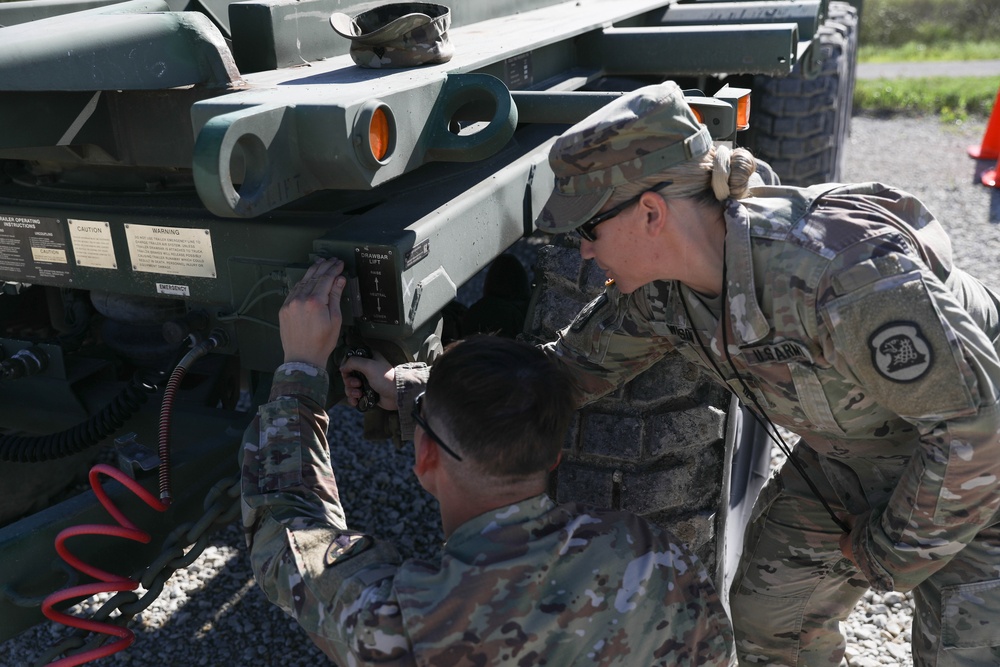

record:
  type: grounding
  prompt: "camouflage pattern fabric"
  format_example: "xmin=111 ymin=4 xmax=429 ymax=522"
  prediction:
xmin=394 ymin=362 xmax=430 ymax=441
xmin=343 ymin=360 xmax=432 ymax=446
xmin=535 ymin=81 xmax=712 ymax=233
xmin=543 ymin=182 xmax=1000 ymax=666
xmin=330 ymin=2 xmax=453 ymax=69
xmin=242 ymin=363 xmax=737 ymax=665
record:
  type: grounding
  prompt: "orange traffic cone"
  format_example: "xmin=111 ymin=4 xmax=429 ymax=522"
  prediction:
xmin=970 ymin=85 xmax=1000 ymax=189
xmin=968 ymin=86 xmax=1000 ymax=161
xmin=983 ymin=166 xmax=997 ymax=188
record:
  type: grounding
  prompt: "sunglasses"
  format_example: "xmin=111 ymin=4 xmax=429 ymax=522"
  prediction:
xmin=576 ymin=181 xmax=672 ymax=242
xmin=411 ymin=392 xmax=463 ymax=462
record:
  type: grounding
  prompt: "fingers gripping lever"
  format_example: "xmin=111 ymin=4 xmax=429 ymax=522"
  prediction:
xmin=345 ymin=345 xmax=379 ymax=412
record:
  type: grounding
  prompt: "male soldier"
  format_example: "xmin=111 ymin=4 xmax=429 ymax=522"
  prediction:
xmin=242 ymin=257 xmax=736 ymax=665
xmin=511 ymin=80 xmax=1000 ymax=666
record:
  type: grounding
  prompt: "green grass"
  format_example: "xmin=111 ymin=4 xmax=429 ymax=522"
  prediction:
xmin=859 ymin=0 xmax=999 ymax=48
xmin=852 ymin=1 xmax=999 ymax=120
xmin=860 ymin=41 xmax=1000 ymax=64
xmin=854 ymin=76 xmax=998 ymax=122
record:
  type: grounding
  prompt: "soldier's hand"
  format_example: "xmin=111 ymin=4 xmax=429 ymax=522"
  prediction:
xmin=340 ymin=352 xmax=397 ymax=411
xmin=280 ymin=258 xmax=347 ymax=368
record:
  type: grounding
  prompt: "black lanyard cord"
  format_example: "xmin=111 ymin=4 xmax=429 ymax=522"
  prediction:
xmin=678 ymin=256 xmax=851 ymax=534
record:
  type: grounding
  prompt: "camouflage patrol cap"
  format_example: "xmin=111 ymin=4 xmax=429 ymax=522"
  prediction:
xmin=330 ymin=2 xmax=454 ymax=69
xmin=536 ymin=81 xmax=712 ymax=234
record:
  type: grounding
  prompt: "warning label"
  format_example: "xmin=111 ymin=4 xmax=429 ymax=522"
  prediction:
xmin=0 ymin=214 xmax=71 ymax=283
xmin=125 ymin=224 xmax=216 ymax=279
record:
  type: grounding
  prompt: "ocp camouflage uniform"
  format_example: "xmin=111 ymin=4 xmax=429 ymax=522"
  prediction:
xmin=544 ymin=182 xmax=1000 ymax=666
xmin=241 ymin=362 xmax=736 ymax=666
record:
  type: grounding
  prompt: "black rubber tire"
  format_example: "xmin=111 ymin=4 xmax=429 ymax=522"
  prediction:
xmin=743 ymin=1 xmax=860 ymax=185
xmin=524 ymin=238 xmax=732 ymax=566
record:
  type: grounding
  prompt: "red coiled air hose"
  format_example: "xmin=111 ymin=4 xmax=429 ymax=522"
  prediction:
xmin=40 ymin=463 xmax=168 ymax=666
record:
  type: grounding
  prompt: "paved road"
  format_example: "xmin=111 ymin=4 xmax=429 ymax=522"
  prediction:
xmin=858 ymin=59 xmax=1000 ymax=80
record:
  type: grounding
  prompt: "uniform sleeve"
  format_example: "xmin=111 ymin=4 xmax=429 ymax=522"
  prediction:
xmin=394 ymin=362 xmax=431 ymax=441
xmin=541 ymin=285 xmax=675 ymax=406
xmin=240 ymin=362 xmax=413 ymax=664
xmin=612 ymin=514 xmax=736 ymax=666
xmin=659 ymin=547 xmax=738 ymax=667
xmin=821 ymin=256 xmax=1000 ymax=593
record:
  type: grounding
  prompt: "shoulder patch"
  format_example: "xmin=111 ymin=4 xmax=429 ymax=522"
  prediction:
xmin=325 ymin=531 xmax=374 ymax=565
xmin=868 ymin=321 xmax=932 ymax=382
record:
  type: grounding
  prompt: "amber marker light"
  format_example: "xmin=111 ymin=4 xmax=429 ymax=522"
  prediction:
xmin=354 ymin=101 xmax=396 ymax=168
xmin=369 ymin=106 xmax=391 ymax=162
xmin=735 ymin=93 xmax=751 ymax=131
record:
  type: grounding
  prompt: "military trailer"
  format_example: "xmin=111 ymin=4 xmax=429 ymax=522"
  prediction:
xmin=0 ymin=0 xmax=859 ymax=660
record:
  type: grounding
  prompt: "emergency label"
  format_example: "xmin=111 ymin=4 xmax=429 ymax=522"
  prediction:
xmin=125 ymin=224 xmax=217 ymax=278
xmin=156 ymin=282 xmax=191 ymax=297
xmin=0 ymin=214 xmax=71 ymax=283
xmin=69 ymin=219 xmax=116 ymax=269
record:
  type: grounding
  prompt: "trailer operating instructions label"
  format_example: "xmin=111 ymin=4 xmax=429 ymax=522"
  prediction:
xmin=0 ymin=214 xmax=71 ymax=283
xmin=125 ymin=224 xmax=217 ymax=278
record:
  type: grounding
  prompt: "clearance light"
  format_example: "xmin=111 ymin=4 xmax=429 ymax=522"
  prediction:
xmin=735 ymin=93 xmax=751 ymax=132
xmin=369 ymin=106 xmax=391 ymax=161
xmin=712 ymin=84 xmax=753 ymax=133
xmin=690 ymin=106 xmax=704 ymax=124
xmin=354 ymin=101 xmax=396 ymax=167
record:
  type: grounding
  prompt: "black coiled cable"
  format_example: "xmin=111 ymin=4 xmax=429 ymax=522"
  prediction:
xmin=0 ymin=371 xmax=161 ymax=462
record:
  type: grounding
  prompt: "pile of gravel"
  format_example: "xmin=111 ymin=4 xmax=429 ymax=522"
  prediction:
xmin=3 ymin=113 xmax=997 ymax=666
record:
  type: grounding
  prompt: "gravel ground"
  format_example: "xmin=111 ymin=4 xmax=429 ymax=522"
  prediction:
xmin=4 ymin=113 xmax=998 ymax=666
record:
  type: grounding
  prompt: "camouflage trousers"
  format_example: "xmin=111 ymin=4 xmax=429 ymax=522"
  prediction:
xmin=730 ymin=453 xmax=1000 ymax=666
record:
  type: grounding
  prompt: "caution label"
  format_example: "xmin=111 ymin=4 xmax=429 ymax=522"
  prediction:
xmin=0 ymin=214 xmax=71 ymax=283
xmin=69 ymin=219 xmax=117 ymax=269
xmin=125 ymin=224 xmax=216 ymax=279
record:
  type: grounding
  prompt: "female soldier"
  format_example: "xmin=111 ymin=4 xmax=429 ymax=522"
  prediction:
xmin=533 ymin=80 xmax=1000 ymax=666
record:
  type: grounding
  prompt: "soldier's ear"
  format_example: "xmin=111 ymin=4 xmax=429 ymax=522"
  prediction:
xmin=640 ymin=190 xmax=668 ymax=235
xmin=413 ymin=431 xmax=439 ymax=475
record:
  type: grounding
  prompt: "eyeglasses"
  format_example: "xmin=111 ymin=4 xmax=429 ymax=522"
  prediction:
xmin=576 ymin=181 xmax=672 ymax=242
xmin=411 ymin=392 xmax=463 ymax=462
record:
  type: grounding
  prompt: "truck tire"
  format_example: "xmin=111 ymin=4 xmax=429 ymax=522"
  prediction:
xmin=524 ymin=238 xmax=732 ymax=567
xmin=743 ymin=1 xmax=860 ymax=185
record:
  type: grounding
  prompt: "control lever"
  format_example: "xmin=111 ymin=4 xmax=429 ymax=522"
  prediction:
xmin=345 ymin=345 xmax=380 ymax=412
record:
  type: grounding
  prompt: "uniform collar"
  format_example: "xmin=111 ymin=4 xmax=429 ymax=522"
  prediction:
xmin=446 ymin=493 xmax=555 ymax=551
xmin=723 ymin=198 xmax=770 ymax=345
